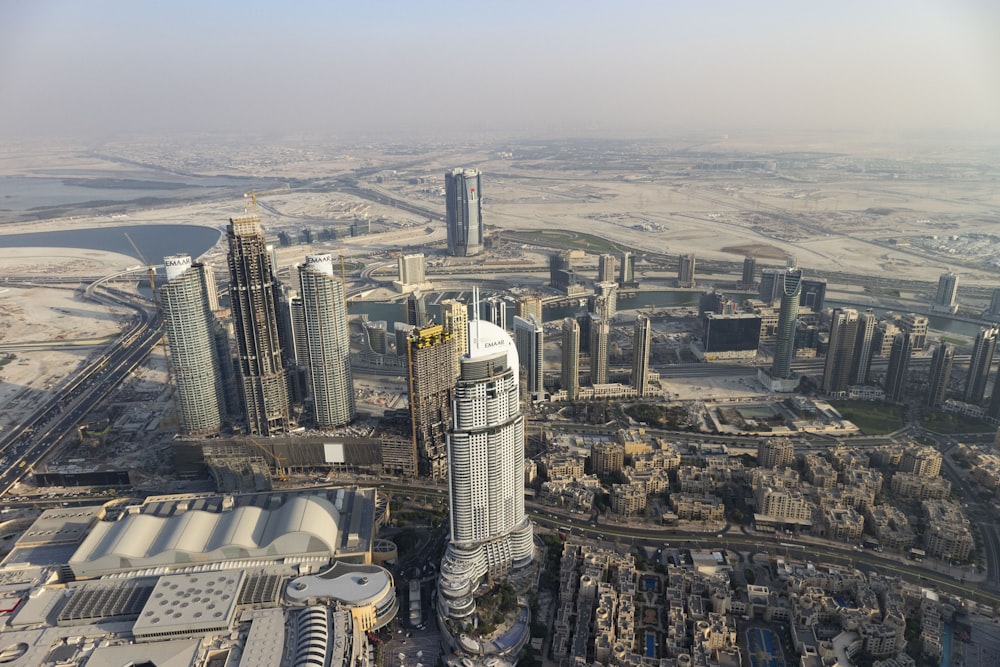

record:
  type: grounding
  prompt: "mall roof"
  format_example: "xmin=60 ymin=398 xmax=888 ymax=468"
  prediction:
xmin=69 ymin=494 xmax=345 ymax=578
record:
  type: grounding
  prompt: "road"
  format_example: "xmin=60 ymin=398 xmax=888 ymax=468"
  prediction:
xmin=370 ymin=478 xmax=1000 ymax=605
xmin=0 ymin=284 xmax=159 ymax=497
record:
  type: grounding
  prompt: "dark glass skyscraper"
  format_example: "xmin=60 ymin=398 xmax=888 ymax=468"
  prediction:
xmin=965 ymin=327 xmax=998 ymax=405
xmin=884 ymin=333 xmax=913 ymax=403
xmin=799 ymin=278 xmax=827 ymax=312
xmin=849 ymin=309 xmax=878 ymax=385
xmin=589 ymin=314 xmax=610 ymax=386
xmin=740 ymin=255 xmax=757 ymax=290
xmin=513 ymin=315 xmax=545 ymax=401
xmin=926 ymin=343 xmax=954 ymax=408
xmin=933 ymin=271 xmax=960 ymax=313
xmin=227 ymin=214 xmax=291 ymax=436
xmin=445 ymin=168 xmax=483 ymax=257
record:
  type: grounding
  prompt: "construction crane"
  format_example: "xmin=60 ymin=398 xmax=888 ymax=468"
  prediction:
xmin=243 ymin=185 xmax=292 ymax=215
xmin=123 ymin=232 xmax=157 ymax=307
xmin=247 ymin=437 xmax=288 ymax=482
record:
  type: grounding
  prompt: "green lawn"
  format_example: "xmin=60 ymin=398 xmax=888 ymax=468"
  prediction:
xmin=502 ymin=229 xmax=626 ymax=254
xmin=829 ymin=400 xmax=906 ymax=434
xmin=920 ymin=410 xmax=997 ymax=435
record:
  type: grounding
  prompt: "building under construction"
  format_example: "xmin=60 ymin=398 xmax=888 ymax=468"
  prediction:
xmin=406 ymin=324 xmax=458 ymax=479
xmin=226 ymin=213 xmax=291 ymax=436
xmin=173 ymin=435 xmax=412 ymax=493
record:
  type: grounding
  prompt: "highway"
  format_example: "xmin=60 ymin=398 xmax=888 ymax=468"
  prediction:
xmin=0 ymin=284 xmax=159 ymax=497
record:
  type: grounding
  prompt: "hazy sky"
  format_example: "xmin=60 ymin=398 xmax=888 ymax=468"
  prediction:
xmin=2 ymin=0 xmax=999 ymax=141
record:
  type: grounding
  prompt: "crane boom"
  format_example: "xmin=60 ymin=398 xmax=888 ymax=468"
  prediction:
xmin=123 ymin=232 xmax=157 ymax=306
xmin=247 ymin=437 xmax=288 ymax=482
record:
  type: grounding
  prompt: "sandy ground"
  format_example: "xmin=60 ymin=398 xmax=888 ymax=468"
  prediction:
xmin=0 ymin=248 xmax=137 ymax=430
xmin=0 ymin=141 xmax=997 ymax=430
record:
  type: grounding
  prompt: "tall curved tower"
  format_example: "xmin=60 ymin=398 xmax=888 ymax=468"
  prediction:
xmin=299 ymin=254 xmax=355 ymax=428
xmin=445 ymin=169 xmax=484 ymax=257
xmin=159 ymin=255 xmax=225 ymax=435
xmin=771 ymin=267 xmax=802 ymax=379
xmin=965 ymin=327 xmax=998 ymax=405
xmin=438 ymin=316 xmax=533 ymax=621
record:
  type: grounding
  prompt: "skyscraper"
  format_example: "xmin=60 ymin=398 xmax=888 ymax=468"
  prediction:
xmin=159 ymin=254 xmax=225 ymax=435
xmin=397 ymin=253 xmax=426 ymax=289
xmin=562 ymin=317 xmax=580 ymax=400
xmin=619 ymin=251 xmax=636 ymax=287
xmin=799 ymin=278 xmax=827 ymax=312
xmin=406 ymin=290 xmax=428 ymax=328
xmin=926 ymin=343 xmax=954 ymax=408
xmin=987 ymin=375 xmax=1000 ymax=421
xmin=394 ymin=322 xmax=415 ymax=357
xmin=299 ymin=254 xmax=354 ymax=429
xmin=771 ymin=267 xmax=802 ymax=379
xmin=849 ymin=309 xmax=878 ymax=385
xmin=593 ymin=281 xmax=617 ymax=320
xmin=874 ymin=321 xmax=900 ymax=358
xmin=276 ymin=287 xmax=308 ymax=404
xmin=198 ymin=263 xmax=221 ymax=312
xmin=740 ymin=256 xmax=757 ymax=290
xmin=407 ymin=324 xmax=457 ymax=479
xmin=589 ymin=314 xmax=610 ymax=386
xmin=598 ymin=253 xmax=617 ymax=283
xmin=759 ymin=268 xmax=785 ymax=305
xmin=884 ymin=333 xmax=913 ymax=402
xmin=480 ymin=295 xmax=508 ymax=331
xmin=987 ymin=287 xmax=1000 ymax=319
xmin=964 ymin=327 xmax=998 ymax=405
xmin=438 ymin=315 xmax=533 ymax=621
xmin=821 ymin=308 xmax=859 ymax=394
xmin=227 ymin=214 xmax=291 ymax=436
xmin=898 ymin=313 xmax=929 ymax=350
xmin=933 ymin=271 xmax=960 ymax=313
xmin=445 ymin=168 xmax=484 ymax=257
xmin=632 ymin=314 xmax=652 ymax=396
xmin=513 ymin=315 xmax=545 ymax=401
xmin=440 ymin=299 xmax=468 ymax=358
xmin=677 ymin=253 xmax=696 ymax=288
xmin=277 ymin=289 xmax=305 ymax=365
xmin=515 ymin=295 xmax=543 ymax=324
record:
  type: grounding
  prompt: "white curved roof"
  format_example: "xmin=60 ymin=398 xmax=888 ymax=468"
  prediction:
xmin=286 ymin=562 xmax=393 ymax=607
xmin=70 ymin=495 xmax=341 ymax=577
xmin=468 ymin=319 xmax=518 ymax=367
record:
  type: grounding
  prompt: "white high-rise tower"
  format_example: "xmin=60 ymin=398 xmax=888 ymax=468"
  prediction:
xmin=299 ymin=254 xmax=355 ymax=428
xmin=159 ymin=254 xmax=225 ymax=435
xmin=438 ymin=291 xmax=533 ymax=621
